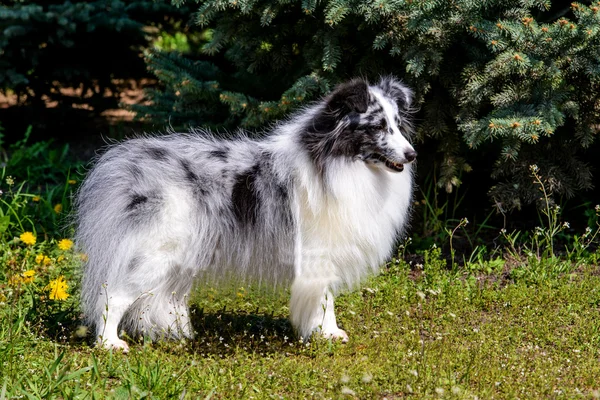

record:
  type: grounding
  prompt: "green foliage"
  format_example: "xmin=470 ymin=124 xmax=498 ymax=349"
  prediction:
xmin=0 ymin=172 xmax=36 ymax=237
xmin=0 ymin=237 xmax=82 ymax=395
xmin=141 ymin=0 xmax=600 ymax=209
xmin=154 ymin=31 xmax=192 ymax=53
xmin=134 ymin=50 xmax=331 ymax=130
xmin=0 ymin=128 xmax=83 ymax=389
xmin=0 ymin=126 xmax=82 ymax=238
xmin=0 ymin=0 xmax=189 ymax=110
xmin=492 ymin=164 xmax=600 ymax=270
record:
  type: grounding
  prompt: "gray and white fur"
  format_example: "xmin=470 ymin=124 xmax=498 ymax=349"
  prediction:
xmin=75 ymin=76 xmax=417 ymax=352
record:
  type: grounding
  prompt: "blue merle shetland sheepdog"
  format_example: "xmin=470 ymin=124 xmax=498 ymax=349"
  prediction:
xmin=75 ymin=76 xmax=417 ymax=352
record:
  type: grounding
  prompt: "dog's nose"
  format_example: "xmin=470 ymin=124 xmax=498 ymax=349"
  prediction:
xmin=404 ymin=150 xmax=417 ymax=162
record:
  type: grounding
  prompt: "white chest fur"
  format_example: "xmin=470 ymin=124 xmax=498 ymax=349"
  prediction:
xmin=296 ymin=159 xmax=413 ymax=288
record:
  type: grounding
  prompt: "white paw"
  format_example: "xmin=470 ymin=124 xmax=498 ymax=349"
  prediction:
xmin=322 ymin=328 xmax=349 ymax=343
xmin=99 ymin=338 xmax=130 ymax=353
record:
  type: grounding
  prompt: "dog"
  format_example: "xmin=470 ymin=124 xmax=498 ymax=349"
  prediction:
xmin=75 ymin=76 xmax=416 ymax=352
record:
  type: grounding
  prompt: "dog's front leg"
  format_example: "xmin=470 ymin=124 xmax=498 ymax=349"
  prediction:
xmin=318 ymin=288 xmax=349 ymax=342
xmin=289 ymin=279 xmax=348 ymax=343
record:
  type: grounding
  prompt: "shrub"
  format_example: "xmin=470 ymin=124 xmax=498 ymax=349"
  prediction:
xmin=137 ymin=0 xmax=600 ymax=211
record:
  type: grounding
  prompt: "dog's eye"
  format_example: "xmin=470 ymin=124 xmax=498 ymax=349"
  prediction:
xmin=373 ymin=120 xmax=387 ymax=130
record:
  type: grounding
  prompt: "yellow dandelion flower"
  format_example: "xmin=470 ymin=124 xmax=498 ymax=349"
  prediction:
xmin=20 ymin=231 xmax=37 ymax=246
xmin=47 ymin=276 xmax=69 ymax=300
xmin=54 ymin=204 xmax=63 ymax=214
xmin=35 ymin=254 xmax=52 ymax=265
xmin=8 ymin=275 xmax=23 ymax=286
xmin=57 ymin=239 xmax=74 ymax=251
xmin=68 ymin=179 xmax=77 ymax=185
xmin=22 ymin=270 xmax=35 ymax=284
xmin=32 ymin=195 xmax=41 ymax=202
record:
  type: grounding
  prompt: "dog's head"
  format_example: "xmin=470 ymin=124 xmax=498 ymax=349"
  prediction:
xmin=303 ymin=76 xmax=416 ymax=173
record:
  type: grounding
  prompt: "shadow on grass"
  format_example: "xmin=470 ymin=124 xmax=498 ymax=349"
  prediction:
xmin=45 ymin=299 xmax=299 ymax=356
xmin=56 ymin=309 xmax=297 ymax=357
xmin=187 ymin=306 xmax=297 ymax=356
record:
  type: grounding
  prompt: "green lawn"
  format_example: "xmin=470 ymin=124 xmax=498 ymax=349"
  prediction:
xmin=2 ymin=247 xmax=600 ymax=399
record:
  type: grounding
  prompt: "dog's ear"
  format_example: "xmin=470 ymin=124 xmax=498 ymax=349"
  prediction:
xmin=326 ymin=79 xmax=369 ymax=115
xmin=377 ymin=76 xmax=413 ymax=111
xmin=307 ymin=79 xmax=369 ymax=135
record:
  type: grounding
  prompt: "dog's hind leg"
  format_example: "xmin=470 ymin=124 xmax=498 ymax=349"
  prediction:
xmin=289 ymin=279 xmax=348 ymax=343
xmin=164 ymin=293 xmax=194 ymax=339
xmin=136 ymin=292 xmax=194 ymax=340
xmin=124 ymin=269 xmax=195 ymax=341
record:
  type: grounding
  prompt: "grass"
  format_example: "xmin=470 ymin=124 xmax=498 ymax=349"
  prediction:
xmin=2 ymin=247 xmax=600 ymax=399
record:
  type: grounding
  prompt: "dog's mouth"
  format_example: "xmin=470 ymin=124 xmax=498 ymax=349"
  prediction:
xmin=371 ymin=153 xmax=405 ymax=172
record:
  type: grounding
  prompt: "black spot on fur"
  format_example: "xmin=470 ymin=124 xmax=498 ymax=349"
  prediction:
xmin=275 ymin=181 xmax=293 ymax=228
xmin=370 ymin=104 xmax=383 ymax=115
xmin=274 ymin=181 xmax=288 ymax=202
xmin=180 ymin=158 xmax=208 ymax=196
xmin=209 ymin=148 xmax=229 ymax=161
xmin=127 ymin=164 xmax=143 ymax=180
xmin=127 ymin=194 xmax=148 ymax=211
xmin=124 ymin=192 xmax=163 ymax=228
xmin=128 ymin=256 xmax=142 ymax=272
xmin=231 ymin=165 xmax=261 ymax=226
xmin=146 ymin=147 xmax=169 ymax=161
xmin=348 ymin=112 xmax=361 ymax=131
xmin=180 ymin=159 xmax=198 ymax=184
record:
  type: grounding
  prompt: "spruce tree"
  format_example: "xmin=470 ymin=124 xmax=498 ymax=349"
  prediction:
xmin=137 ymin=0 xmax=600 ymax=211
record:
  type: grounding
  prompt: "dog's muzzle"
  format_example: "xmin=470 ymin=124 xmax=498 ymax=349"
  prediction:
xmin=370 ymin=150 xmax=417 ymax=172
